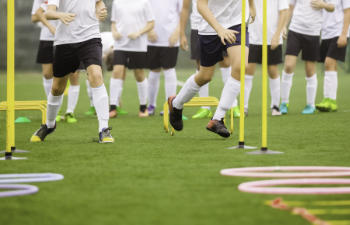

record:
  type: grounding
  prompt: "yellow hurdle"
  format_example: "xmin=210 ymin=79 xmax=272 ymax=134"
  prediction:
xmin=0 ymin=101 xmax=47 ymax=125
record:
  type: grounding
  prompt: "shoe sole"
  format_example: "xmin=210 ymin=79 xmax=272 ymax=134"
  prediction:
xmin=168 ymin=96 xmax=183 ymax=131
xmin=316 ymin=105 xmax=331 ymax=112
xmin=206 ymin=127 xmax=230 ymax=138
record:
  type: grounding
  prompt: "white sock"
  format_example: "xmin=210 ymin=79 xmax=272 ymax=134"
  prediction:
xmin=306 ymin=74 xmax=318 ymax=107
xmin=148 ymin=71 xmax=160 ymax=107
xmin=66 ymin=85 xmax=80 ymax=114
xmin=109 ymin=78 xmax=123 ymax=106
xmin=92 ymin=84 xmax=109 ymax=132
xmin=173 ymin=74 xmax=200 ymax=109
xmin=164 ymin=68 xmax=177 ymax=100
xmin=86 ymin=80 xmax=93 ymax=107
xmin=324 ymin=71 xmax=338 ymax=100
xmin=269 ymin=76 xmax=280 ymax=108
xmin=43 ymin=78 xmax=53 ymax=98
xmin=244 ymin=75 xmax=254 ymax=110
xmin=220 ymin=67 xmax=231 ymax=83
xmin=281 ymin=71 xmax=294 ymax=104
xmin=213 ymin=77 xmax=241 ymax=120
xmin=46 ymin=93 xmax=63 ymax=128
xmin=199 ymin=83 xmax=210 ymax=110
xmin=137 ymin=79 xmax=148 ymax=106
xmin=232 ymin=98 xmax=238 ymax=108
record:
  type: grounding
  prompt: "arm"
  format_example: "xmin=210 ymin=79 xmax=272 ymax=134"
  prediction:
xmin=96 ymin=0 xmax=108 ymax=21
xmin=169 ymin=23 xmax=180 ymax=47
xmin=45 ymin=5 xmax=76 ymax=25
xmin=311 ymin=0 xmax=335 ymax=12
xmin=179 ymin=0 xmax=191 ymax=50
xmin=282 ymin=4 xmax=294 ymax=39
xmin=111 ymin=22 xmax=122 ymax=40
xmin=337 ymin=8 xmax=350 ymax=47
xmin=32 ymin=7 xmax=56 ymax=35
xmin=271 ymin=9 xmax=288 ymax=50
xmin=248 ymin=0 xmax=256 ymax=23
xmin=197 ymin=0 xmax=238 ymax=44
xmin=128 ymin=21 xmax=155 ymax=40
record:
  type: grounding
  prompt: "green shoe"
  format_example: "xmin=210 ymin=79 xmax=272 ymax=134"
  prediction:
xmin=329 ymin=99 xmax=338 ymax=112
xmin=182 ymin=115 xmax=188 ymax=121
xmin=65 ymin=113 xmax=77 ymax=123
xmin=192 ymin=108 xmax=212 ymax=119
xmin=316 ymin=98 xmax=332 ymax=112
xmin=56 ymin=114 xmax=63 ymax=122
xmin=232 ymin=106 xmax=240 ymax=118
xmin=301 ymin=105 xmax=316 ymax=115
xmin=116 ymin=107 xmax=128 ymax=115
xmin=85 ymin=106 xmax=96 ymax=116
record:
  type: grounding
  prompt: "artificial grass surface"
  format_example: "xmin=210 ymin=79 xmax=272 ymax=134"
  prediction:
xmin=0 ymin=66 xmax=350 ymax=225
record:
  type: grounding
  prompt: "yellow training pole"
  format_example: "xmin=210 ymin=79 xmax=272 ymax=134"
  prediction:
xmin=261 ymin=0 xmax=268 ymax=151
xmin=238 ymin=0 xmax=246 ymax=148
xmin=6 ymin=0 xmax=15 ymax=158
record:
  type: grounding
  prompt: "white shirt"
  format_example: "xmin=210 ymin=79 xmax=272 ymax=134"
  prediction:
xmin=322 ymin=0 xmax=350 ymax=39
xmin=191 ymin=0 xmax=201 ymax=30
xmin=249 ymin=0 xmax=289 ymax=45
xmin=198 ymin=0 xmax=250 ymax=35
xmin=48 ymin=0 xmax=101 ymax=46
xmin=148 ymin=0 xmax=182 ymax=47
xmin=289 ymin=0 xmax=335 ymax=36
xmin=101 ymin=32 xmax=114 ymax=55
xmin=32 ymin=0 xmax=58 ymax=41
xmin=111 ymin=0 xmax=155 ymax=52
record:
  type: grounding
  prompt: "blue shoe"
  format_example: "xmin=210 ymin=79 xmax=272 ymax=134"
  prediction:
xmin=301 ymin=105 xmax=316 ymax=115
xmin=280 ymin=102 xmax=289 ymax=114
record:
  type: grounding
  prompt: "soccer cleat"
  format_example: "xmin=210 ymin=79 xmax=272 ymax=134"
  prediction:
xmin=232 ymin=106 xmax=240 ymax=118
xmin=99 ymin=127 xmax=114 ymax=143
xmin=329 ymin=99 xmax=338 ymax=112
xmin=301 ymin=105 xmax=316 ymax=115
xmin=316 ymin=98 xmax=332 ymax=112
xmin=85 ymin=106 xmax=96 ymax=116
xmin=168 ymin=96 xmax=183 ymax=131
xmin=280 ymin=102 xmax=289 ymax=114
xmin=147 ymin=105 xmax=156 ymax=116
xmin=30 ymin=124 xmax=56 ymax=142
xmin=182 ymin=115 xmax=189 ymax=120
xmin=206 ymin=119 xmax=230 ymax=138
xmin=65 ymin=113 xmax=77 ymax=123
xmin=109 ymin=105 xmax=118 ymax=118
xmin=139 ymin=109 xmax=149 ymax=118
xmin=271 ymin=106 xmax=282 ymax=116
xmin=116 ymin=107 xmax=128 ymax=115
xmin=192 ymin=108 xmax=212 ymax=119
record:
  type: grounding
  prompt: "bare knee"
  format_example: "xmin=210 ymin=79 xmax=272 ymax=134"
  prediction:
xmin=324 ymin=57 xmax=337 ymax=71
xmin=42 ymin=64 xmax=53 ymax=79
xmin=134 ymin=69 xmax=145 ymax=82
xmin=196 ymin=67 xmax=215 ymax=86
xmin=87 ymin=65 xmax=103 ymax=87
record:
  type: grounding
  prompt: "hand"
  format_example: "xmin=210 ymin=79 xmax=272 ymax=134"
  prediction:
xmin=249 ymin=5 xmax=256 ymax=24
xmin=148 ymin=30 xmax=158 ymax=42
xmin=337 ymin=35 xmax=348 ymax=48
xmin=311 ymin=0 xmax=325 ymax=10
xmin=180 ymin=34 xmax=188 ymax=51
xmin=113 ymin=31 xmax=122 ymax=40
xmin=270 ymin=33 xmax=280 ymax=50
xmin=169 ymin=30 xmax=180 ymax=47
xmin=48 ymin=25 xmax=56 ymax=35
xmin=128 ymin=32 xmax=140 ymax=40
xmin=96 ymin=7 xmax=108 ymax=21
xmin=282 ymin=27 xmax=288 ymax=40
xmin=217 ymin=27 xmax=239 ymax=45
xmin=59 ymin=12 xmax=76 ymax=25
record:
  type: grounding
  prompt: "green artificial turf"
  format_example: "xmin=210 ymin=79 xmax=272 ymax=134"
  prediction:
xmin=0 ymin=65 xmax=349 ymax=225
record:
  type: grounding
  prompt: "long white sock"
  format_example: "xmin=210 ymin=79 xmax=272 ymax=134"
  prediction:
xmin=324 ymin=71 xmax=338 ymax=100
xmin=66 ymin=85 xmax=80 ymax=114
xmin=164 ymin=68 xmax=177 ymax=100
xmin=43 ymin=78 xmax=53 ymax=98
xmin=220 ymin=67 xmax=231 ymax=83
xmin=213 ymin=77 xmax=241 ymax=120
xmin=198 ymin=83 xmax=210 ymax=110
xmin=269 ymin=76 xmax=280 ymax=108
xmin=92 ymin=84 xmax=109 ymax=132
xmin=306 ymin=74 xmax=318 ymax=107
xmin=173 ymin=74 xmax=200 ymax=109
xmin=232 ymin=98 xmax=238 ymax=108
xmin=244 ymin=75 xmax=254 ymax=110
xmin=46 ymin=93 xmax=63 ymax=128
xmin=86 ymin=80 xmax=93 ymax=107
xmin=281 ymin=71 xmax=294 ymax=104
xmin=148 ymin=71 xmax=160 ymax=107
xmin=109 ymin=78 xmax=123 ymax=106
xmin=137 ymin=79 xmax=148 ymax=106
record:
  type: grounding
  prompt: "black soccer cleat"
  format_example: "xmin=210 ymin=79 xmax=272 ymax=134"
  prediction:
xmin=206 ymin=119 xmax=230 ymax=138
xmin=168 ymin=96 xmax=183 ymax=131
xmin=30 ymin=124 xmax=56 ymax=142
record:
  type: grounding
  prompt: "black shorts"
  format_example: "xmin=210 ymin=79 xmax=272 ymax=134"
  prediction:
xmin=191 ymin=29 xmax=201 ymax=60
xmin=319 ymin=37 xmax=348 ymax=62
xmin=248 ymin=44 xmax=283 ymax=65
xmin=36 ymin=41 xmax=54 ymax=64
xmin=285 ymin=30 xmax=320 ymax=61
xmin=199 ymin=24 xmax=249 ymax=67
xmin=53 ymin=38 xmax=102 ymax=77
xmin=147 ymin=46 xmax=179 ymax=70
xmin=113 ymin=50 xmax=147 ymax=69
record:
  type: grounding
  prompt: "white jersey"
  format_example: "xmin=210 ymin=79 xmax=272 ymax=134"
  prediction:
xmin=148 ymin=0 xmax=182 ymax=47
xmin=249 ymin=0 xmax=289 ymax=45
xmin=198 ymin=0 xmax=250 ymax=35
xmin=191 ymin=0 xmax=201 ymax=30
xmin=322 ymin=0 xmax=350 ymax=39
xmin=101 ymin=32 xmax=114 ymax=55
xmin=32 ymin=0 xmax=58 ymax=41
xmin=289 ymin=0 xmax=335 ymax=36
xmin=111 ymin=0 xmax=155 ymax=52
xmin=48 ymin=0 xmax=101 ymax=46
